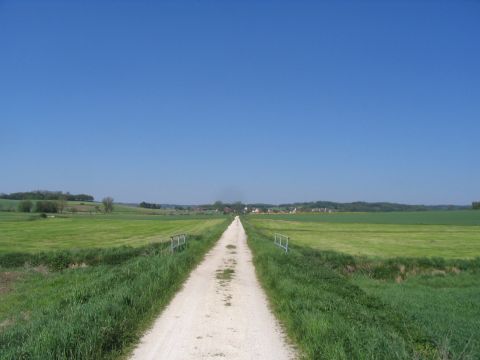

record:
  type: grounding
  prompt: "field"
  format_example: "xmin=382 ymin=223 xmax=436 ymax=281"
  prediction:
xmin=0 ymin=207 xmax=230 ymax=359
xmin=255 ymin=210 xmax=480 ymax=226
xmin=2 ymin=205 xmax=479 ymax=359
xmin=244 ymin=211 xmax=480 ymax=359
xmin=248 ymin=217 xmax=480 ymax=258
xmin=0 ymin=212 xmax=226 ymax=253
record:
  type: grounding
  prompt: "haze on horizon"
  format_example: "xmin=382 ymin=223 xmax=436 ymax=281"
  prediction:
xmin=1 ymin=1 xmax=479 ymax=206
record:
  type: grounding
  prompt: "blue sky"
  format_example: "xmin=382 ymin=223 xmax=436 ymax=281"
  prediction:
xmin=1 ymin=0 xmax=479 ymax=205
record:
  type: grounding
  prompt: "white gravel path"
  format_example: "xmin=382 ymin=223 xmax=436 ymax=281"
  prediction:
xmin=129 ymin=216 xmax=296 ymax=360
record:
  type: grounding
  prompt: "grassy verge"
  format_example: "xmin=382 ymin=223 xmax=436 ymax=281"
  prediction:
xmin=244 ymin=218 xmax=462 ymax=359
xmin=0 ymin=218 xmax=230 ymax=359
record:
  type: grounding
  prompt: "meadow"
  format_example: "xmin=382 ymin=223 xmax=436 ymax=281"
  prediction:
xmin=255 ymin=210 xmax=480 ymax=226
xmin=248 ymin=218 xmax=480 ymax=258
xmin=244 ymin=211 xmax=480 ymax=359
xmin=0 ymin=212 xmax=225 ymax=253
xmin=0 ymin=206 xmax=230 ymax=359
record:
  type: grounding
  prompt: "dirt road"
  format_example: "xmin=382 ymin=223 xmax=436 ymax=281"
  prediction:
xmin=130 ymin=216 xmax=295 ymax=360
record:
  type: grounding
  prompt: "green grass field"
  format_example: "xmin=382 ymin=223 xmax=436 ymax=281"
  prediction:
xmin=255 ymin=210 xmax=480 ymax=226
xmin=248 ymin=217 xmax=480 ymax=258
xmin=0 ymin=212 xmax=226 ymax=253
xmin=244 ymin=211 xmax=480 ymax=359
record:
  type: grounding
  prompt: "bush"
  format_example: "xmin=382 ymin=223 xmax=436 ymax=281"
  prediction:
xmin=34 ymin=201 xmax=58 ymax=213
xmin=18 ymin=200 xmax=33 ymax=212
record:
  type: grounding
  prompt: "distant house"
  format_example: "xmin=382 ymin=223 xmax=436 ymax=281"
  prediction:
xmin=223 ymin=207 xmax=233 ymax=214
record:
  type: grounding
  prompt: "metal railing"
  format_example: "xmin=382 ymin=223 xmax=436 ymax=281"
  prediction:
xmin=170 ymin=233 xmax=187 ymax=253
xmin=274 ymin=233 xmax=289 ymax=253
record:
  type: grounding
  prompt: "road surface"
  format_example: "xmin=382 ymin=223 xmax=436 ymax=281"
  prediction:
xmin=130 ymin=216 xmax=295 ymax=360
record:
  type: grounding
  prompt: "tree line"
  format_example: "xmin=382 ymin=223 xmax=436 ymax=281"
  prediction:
xmin=0 ymin=191 xmax=94 ymax=202
xmin=473 ymin=202 xmax=480 ymax=210
xmin=277 ymin=201 xmax=469 ymax=212
xmin=16 ymin=197 xmax=114 ymax=214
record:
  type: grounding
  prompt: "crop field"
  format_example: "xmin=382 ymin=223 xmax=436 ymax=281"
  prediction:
xmin=0 ymin=211 xmax=226 ymax=253
xmin=0 ymin=210 xmax=230 ymax=359
xmin=244 ymin=212 xmax=480 ymax=359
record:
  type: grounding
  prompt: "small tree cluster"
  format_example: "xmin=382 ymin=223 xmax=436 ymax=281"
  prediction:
xmin=473 ymin=202 xmax=480 ymax=210
xmin=34 ymin=201 xmax=58 ymax=213
xmin=139 ymin=201 xmax=162 ymax=209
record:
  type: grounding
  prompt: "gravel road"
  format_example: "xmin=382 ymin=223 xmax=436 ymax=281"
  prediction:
xmin=130 ymin=216 xmax=296 ymax=360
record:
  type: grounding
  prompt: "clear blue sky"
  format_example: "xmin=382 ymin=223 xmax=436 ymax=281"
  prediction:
xmin=1 ymin=0 xmax=479 ymax=205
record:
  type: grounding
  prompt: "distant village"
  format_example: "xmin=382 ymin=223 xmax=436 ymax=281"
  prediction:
xmin=220 ymin=206 xmax=336 ymax=215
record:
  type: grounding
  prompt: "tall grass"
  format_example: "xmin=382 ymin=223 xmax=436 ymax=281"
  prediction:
xmin=244 ymin=220 xmax=440 ymax=359
xmin=0 ymin=241 xmax=172 ymax=271
xmin=0 ymin=219 xmax=229 ymax=359
xmin=354 ymin=273 xmax=480 ymax=358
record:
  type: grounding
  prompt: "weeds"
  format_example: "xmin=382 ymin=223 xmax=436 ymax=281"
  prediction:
xmin=216 ymin=268 xmax=235 ymax=281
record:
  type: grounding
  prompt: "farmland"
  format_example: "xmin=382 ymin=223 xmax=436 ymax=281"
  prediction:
xmin=1 ymin=205 xmax=479 ymax=359
xmin=244 ymin=211 xmax=480 ymax=359
xmin=248 ymin=217 xmax=480 ymax=258
xmin=0 ymin=212 xmax=226 ymax=253
xmin=254 ymin=210 xmax=480 ymax=226
xmin=0 ymin=207 xmax=230 ymax=359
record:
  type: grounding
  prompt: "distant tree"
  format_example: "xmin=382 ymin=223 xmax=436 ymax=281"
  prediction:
xmin=18 ymin=200 xmax=33 ymax=213
xmin=213 ymin=201 xmax=223 ymax=211
xmin=102 ymin=197 xmax=114 ymax=213
xmin=231 ymin=201 xmax=245 ymax=213
xmin=473 ymin=202 xmax=480 ymax=210
xmin=57 ymin=196 xmax=67 ymax=214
